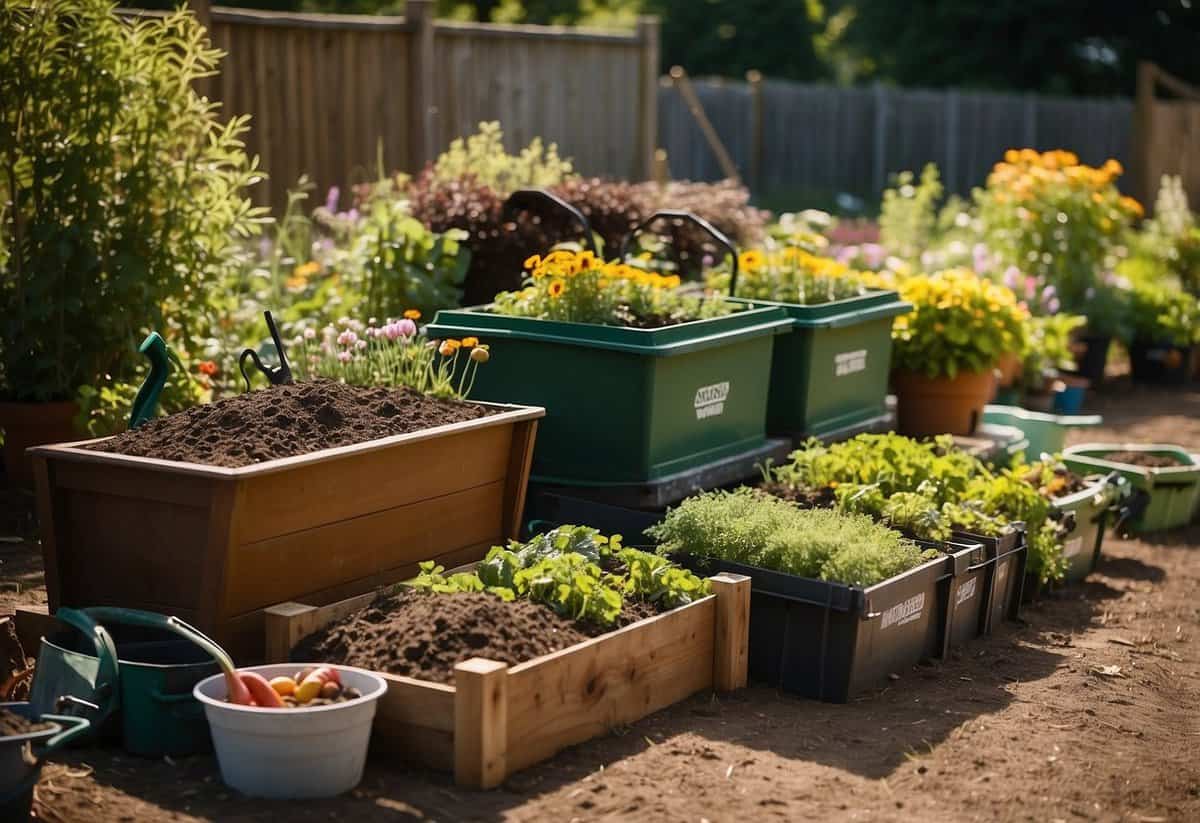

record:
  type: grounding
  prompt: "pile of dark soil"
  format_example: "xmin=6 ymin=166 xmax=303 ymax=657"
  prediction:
xmin=89 ymin=380 xmax=494 ymax=468
xmin=294 ymin=589 xmax=656 ymax=685
xmin=1105 ymin=450 xmax=1187 ymax=469
xmin=0 ymin=707 xmax=50 ymax=737
xmin=759 ymin=482 xmax=837 ymax=509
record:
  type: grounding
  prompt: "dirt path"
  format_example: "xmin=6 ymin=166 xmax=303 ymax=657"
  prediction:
xmin=7 ymin=381 xmax=1200 ymax=822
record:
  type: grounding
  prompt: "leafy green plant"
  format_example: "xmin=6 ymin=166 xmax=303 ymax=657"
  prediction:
xmin=1019 ymin=313 xmax=1086 ymax=393
xmin=410 ymin=526 xmax=711 ymax=629
xmin=1127 ymin=280 xmax=1200 ymax=347
xmin=431 ymin=121 xmax=575 ymax=196
xmin=0 ymin=1 xmax=264 ymax=402
xmin=880 ymin=164 xmax=945 ymax=262
xmin=647 ymin=488 xmax=938 ymax=588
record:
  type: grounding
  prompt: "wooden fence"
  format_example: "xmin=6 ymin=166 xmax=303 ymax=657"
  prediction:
xmin=140 ymin=3 xmax=659 ymax=209
xmin=658 ymin=76 xmax=1133 ymax=201
xmin=1133 ymin=62 xmax=1200 ymax=209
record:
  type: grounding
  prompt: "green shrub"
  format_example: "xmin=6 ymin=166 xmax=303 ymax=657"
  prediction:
xmin=432 ymin=121 xmax=575 ymax=196
xmin=646 ymin=488 xmax=938 ymax=588
xmin=0 ymin=1 xmax=264 ymax=403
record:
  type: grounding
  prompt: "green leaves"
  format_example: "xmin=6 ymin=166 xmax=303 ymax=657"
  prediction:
xmin=410 ymin=528 xmax=707 ymax=629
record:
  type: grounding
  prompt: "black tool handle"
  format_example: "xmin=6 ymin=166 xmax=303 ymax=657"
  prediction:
xmin=619 ymin=210 xmax=739 ymax=295
xmin=503 ymin=189 xmax=597 ymax=255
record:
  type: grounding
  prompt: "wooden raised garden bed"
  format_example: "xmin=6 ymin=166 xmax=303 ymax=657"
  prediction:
xmin=263 ymin=573 xmax=751 ymax=789
xmin=30 ymin=404 xmax=544 ymax=660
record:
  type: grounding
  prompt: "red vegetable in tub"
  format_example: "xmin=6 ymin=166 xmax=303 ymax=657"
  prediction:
xmin=224 ymin=670 xmax=254 ymax=705
xmin=240 ymin=671 xmax=285 ymax=708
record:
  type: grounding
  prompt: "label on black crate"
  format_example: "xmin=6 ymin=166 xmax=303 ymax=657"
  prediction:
xmin=693 ymin=381 xmax=730 ymax=420
xmin=834 ymin=349 xmax=868 ymax=377
xmin=955 ymin=576 xmax=978 ymax=609
xmin=880 ymin=592 xmax=925 ymax=629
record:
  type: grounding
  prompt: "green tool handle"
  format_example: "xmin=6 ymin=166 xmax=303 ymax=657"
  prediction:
xmin=53 ymin=608 xmax=121 ymax=730
xmin=81 ymin=607 xmax=238 ymax=675
xmin=129 ymin=332 xmax=170 ymax=429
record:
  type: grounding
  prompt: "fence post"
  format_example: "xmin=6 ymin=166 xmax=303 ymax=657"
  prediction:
xmin=872 ymin=82 xmax=889 ymax=194
xmin=945 ymin=89 xmax=959 ymax=194
xmin=1133 ymin=61 xmax=1157 ymax=208
xmin=747 ymin=70 xmax=764 ymax=196
xmin=407 ymin=0 xmax=436 ymax=172
xmin=1023 ymin=92 xmax=1037 ymax=148
xmin=636 ymin=16 xmax=661 ymax=181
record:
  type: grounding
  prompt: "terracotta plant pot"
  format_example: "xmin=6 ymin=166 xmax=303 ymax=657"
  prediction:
xmin=994 ymin=351 xmax=1022 ymax=388
xmin=0 ymin=401 xmax=78 ymax=489
xmin=892 ymin=369 xmax=995 ymax=437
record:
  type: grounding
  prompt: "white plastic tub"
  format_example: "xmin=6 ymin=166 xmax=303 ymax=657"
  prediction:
xmin=193 ymin=663 xmax=386 ymax=799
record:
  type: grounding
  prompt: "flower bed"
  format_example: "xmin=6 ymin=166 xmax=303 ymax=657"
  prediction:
xmin=30 ymin=381 xmax=544 ymax=660
xmin=263 ymin=529 xmax=750 ymax=788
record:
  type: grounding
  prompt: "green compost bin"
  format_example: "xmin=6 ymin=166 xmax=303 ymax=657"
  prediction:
xmin=731 ymin=291 xmax=910 ymax=441
xmin=982 ymin=404 xmax=1102 ymax=460
xmin=426 ymin=304 xmax=791 ymax=485
xmin=1051 ymin=473 xmax=1128 ymax=583
xmin=1062 ymin=444 xmax=1200 ymax=532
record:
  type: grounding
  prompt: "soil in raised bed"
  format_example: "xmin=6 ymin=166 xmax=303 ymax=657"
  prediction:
xmin=293 ymin=589 xmax=658 ymax=685
xmin=0 ymin=707 xmax=50 ymax=737
xmin=759 ymin=482 xmax=836 ymax=509
xmin=88 ymin=380 xmax=495 ymax=468
xmin=1104 ymin=450 xmax=1188 ymax=468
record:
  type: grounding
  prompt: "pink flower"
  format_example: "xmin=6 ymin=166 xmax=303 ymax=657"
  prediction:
xmin=355 ymin=339 xmax=367 ymax=350
xmin=1003 ymin=266 xmax=1021 ymax=290
xmin=861 ymin=243 xmax=886 ymax=269
xmin=303 ymin=327 xmax=317 ymax=340
xmin=337 ymin=330 xmax=358 ymax=347
xmin=397 ymin=318 xmax=417 ymax=338
xmin=337 ymin=350 xmax=352 ymax=364
xmin=325 ymin=186 xmax=341 ymax=212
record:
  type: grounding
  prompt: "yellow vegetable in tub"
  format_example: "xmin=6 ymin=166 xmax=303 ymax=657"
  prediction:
xmin=269 ymin=676 xmax=296 ymax=697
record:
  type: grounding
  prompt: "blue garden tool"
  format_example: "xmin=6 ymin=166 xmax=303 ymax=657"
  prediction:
xmin=239 ymin=310 xmax=295 ymax=391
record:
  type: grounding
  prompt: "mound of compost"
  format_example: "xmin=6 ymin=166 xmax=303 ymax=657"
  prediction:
xmin=294 ymin=589 xmax=657 ymax=685
xmin=0 ymin=707 xmax=50 ymax=737
xmin=89 ymin=380 xmax=494 ymax=468
xmin=1104 ymin=451 xmax=1187 ymax=469
xmin=759 ymin=482 xmax=836 ymax=509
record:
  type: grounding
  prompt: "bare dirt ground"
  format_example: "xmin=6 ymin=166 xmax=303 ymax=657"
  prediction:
xmin=4 ymin=379 xmax=1199 ymax=822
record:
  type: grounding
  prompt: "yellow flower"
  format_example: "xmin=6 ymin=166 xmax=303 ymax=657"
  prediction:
xmin=461 ymin=336 xmax=479 ymax=348
xmin=739 ymin=250 xmax=765 ymax=271
xmin=523 ymin=254 xmax=542 ymax=270
xmin=548 ymin=279 xmax=566 ymax=298
xmin=1119 ymin=195 xmax=1144 ymax=219
xmin=404 ymin=309 xmax=421 ymax=320
xmin=438 ymin=339 xmax=460 ymax=357
xmin=293 ymin=261 xmax=321 ymax=279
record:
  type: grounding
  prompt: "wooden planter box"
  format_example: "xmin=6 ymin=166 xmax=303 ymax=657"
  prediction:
xmin=29 ymin=404 xmax=544 ymax=660
xmin=263 ymin=573 xmax=750 ymax=788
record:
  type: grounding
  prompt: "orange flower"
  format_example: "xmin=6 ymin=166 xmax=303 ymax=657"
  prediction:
xmin=461 ymin=336 xmax=479 ymax=348
xmin=403 ymin=309 xmax=421 ymax=320
xmin=197 ymin=360 xmax=219 ymax=376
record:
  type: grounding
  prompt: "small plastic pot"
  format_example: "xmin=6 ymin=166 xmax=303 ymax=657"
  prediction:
xmin=193 ymin=664 xmax=387 ymax=799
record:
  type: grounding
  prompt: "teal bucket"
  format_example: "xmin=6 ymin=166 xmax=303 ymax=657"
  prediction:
xmin=982 ymin=405 xmax=1102 ymax=460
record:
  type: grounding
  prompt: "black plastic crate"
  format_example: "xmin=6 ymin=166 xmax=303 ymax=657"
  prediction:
xmin=677 ymin=553 xmax=953 ymax=703
xmin=940 ymin=539 xmax=992 ymax=654
xmin=952 ymin=526 xmax=1027 ymax=634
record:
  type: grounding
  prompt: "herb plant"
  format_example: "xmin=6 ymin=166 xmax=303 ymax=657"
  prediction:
xmin=646 ymin=488 xmax=939 ymax=588
xmin=431 ymin=121 xmax=575 ymax=196
xmin=410 ymin=526 xmax=711 ymax=629
xmin=1127 ymin=280 xmax=1200 ymax=347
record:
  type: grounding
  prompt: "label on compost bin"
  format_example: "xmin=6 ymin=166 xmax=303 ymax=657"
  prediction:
xmin=834 ymin=349 xmax=868 ymax=377
xmin=880 ymin=592 xmax=925 ymax=629
xmin=694 ymin=381 xmax=730 ymax=420
xmin=1062 ymin=536 xmax=1084 ymax=558
xmin=955 ymin=576 xmax=978 ymax=609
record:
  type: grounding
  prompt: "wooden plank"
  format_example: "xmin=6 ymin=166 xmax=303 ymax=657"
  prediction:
xmin=454 ymin=658 xmax=508 ymax=789
xmin=503 ymin=595 xmax=716 ymax=775
xmin=210 ymin=8 xmax=417 ymax=32
xmin=263 ymin=595 xmax=376 ymax=663
xmin=49 ymin=460 xmax=217 ymax=507
xmin=710 ymin=573 xmax=750 ymax=692
xmin=501 ymin=420 xmax=537 ymax=540
xmin=234 ymin=423 xmax=513 ymax=544
xmin=13 ymin=606 xmax=57 ymax=658
xmin=224 ymin=480 xmax=504 ymax=615
xmin=31 ymin=457 xmax=62 ymax=613
xmin=197 ymin=480 xmax=241 ymax=630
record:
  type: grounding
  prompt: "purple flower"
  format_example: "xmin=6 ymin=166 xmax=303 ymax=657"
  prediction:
xmin=397 ymin=318 xmax=417 ymax=338
xmin=1003 ymin=266 xmax=1022 ymax=290
xmin=862 ymin=243 xmax=886 ymax=269
xmin=1041 ymin=284 xmax=1057 ymax=300
xmin=325 ymin=186 xmax=341 ymax=212
xmin=972 ymin=243 xmax=991 ymax=274
xmin=834 ymin=245 xmax=857 ymax=264
xmin=1047 ymin=297 xmax=1061 ymax=313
